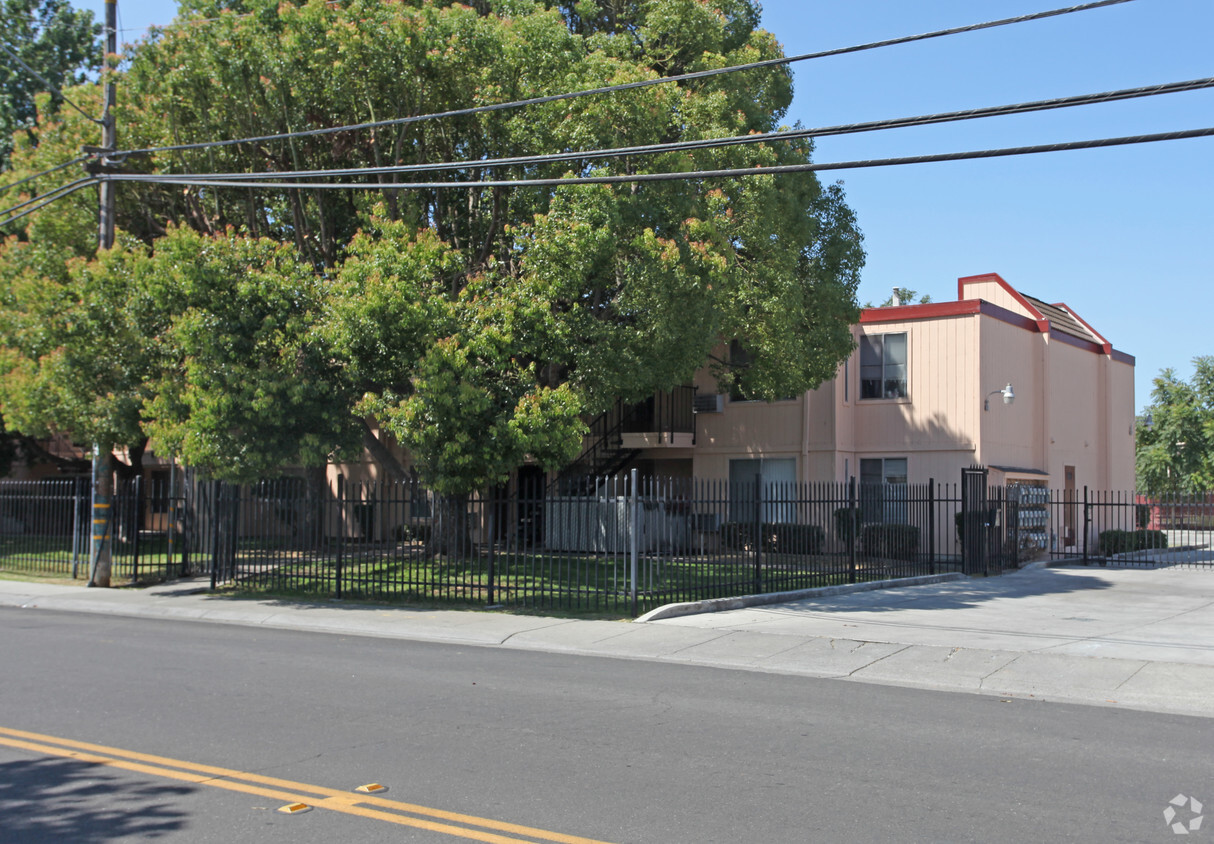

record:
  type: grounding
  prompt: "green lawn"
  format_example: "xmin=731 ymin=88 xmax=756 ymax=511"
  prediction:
xmin=230 ymin=546 xmax=894 ymax=616
xmin=0 ymin=534 xmax=185 ymax=584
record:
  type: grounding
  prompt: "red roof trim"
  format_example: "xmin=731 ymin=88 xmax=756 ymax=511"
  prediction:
xmin=859 ymin=300 xmax=980 ymax=323
xmin=957 ymin=273 xmax=1049 ymax=332
xmin=1052 ymin=301 xmax=1113 ymax=354
xmin=1050 ymin=329 xmax=1105 ymax=355
xmin=859 ymin=278 xmax=1133 ymax=364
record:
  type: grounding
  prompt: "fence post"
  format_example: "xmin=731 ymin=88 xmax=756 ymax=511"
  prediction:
xmin=71 ymin=476 xmax=85 ymax=579
xmin=928 ymin=478 xmax=936 ymax=575
xmin=753 ymin=472 xmax=763 ymax=594
xmin=848 ymin=476 xmax=857 ymax=584
xmin=629 ymin=468 xmax=639 ymax=617
xmin=1082 ymin=485 xmax=1091 ymax=565
xmin=130 ymin=475 xmax=143 ymax=584
xmin=335 ymin=477 xmax=345 ymax=600
xmin=209 ymin=481 xmax=220 ymax=590
xmin=487 ymin=493 xmax=496 ymax=607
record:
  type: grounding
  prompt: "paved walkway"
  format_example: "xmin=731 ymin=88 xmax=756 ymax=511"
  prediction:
xmin=2 ymin=564 xmax=1212 ymax=718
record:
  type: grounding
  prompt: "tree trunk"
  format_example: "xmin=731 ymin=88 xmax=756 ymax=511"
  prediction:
xmin=301 ymin=465 xmax=329 ymax=550
xmin=428 ymin=492 xmax=471 ymax=559
xmin=89 ymin=448 xmax=114 ymax=587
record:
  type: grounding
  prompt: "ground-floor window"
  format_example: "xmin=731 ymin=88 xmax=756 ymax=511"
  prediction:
xmin=729 ymin=457 xmax=796 ymax=524
xmin=859 ymin=457 xmax=908 ymax=523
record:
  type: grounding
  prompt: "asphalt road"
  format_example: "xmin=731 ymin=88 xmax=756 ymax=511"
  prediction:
xmin=0 ymin=608 xmax=1210 ymax=843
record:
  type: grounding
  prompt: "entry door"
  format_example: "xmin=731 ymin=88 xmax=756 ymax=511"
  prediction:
xmin=1063 ymin=465 xmax=1076 ymax=546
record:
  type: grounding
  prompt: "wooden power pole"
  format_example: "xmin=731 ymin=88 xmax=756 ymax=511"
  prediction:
xmin=88 ymin=0 xmax=118 ymax=587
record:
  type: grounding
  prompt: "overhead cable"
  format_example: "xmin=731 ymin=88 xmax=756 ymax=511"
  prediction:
xmin=0 ymin=40 xmax=102 ymax=125
xmin=99 ymin=127 xmax=1214 ymax=191
xmin=0 ymin=156 xmax=90 ymax=196
xmin=0 ymin=177 xmax=98 ymax=227
xmin=131 ymin=76 xmax=1214 ymax=183
xmin=108 ymin=0 xmax=1137 ymax=158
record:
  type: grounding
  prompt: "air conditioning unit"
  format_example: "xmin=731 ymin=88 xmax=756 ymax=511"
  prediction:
xmin=693 ymin=393 xmax=725 ymax=413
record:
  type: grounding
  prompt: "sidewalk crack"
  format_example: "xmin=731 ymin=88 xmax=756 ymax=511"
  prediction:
xmin=847 ymin=644 xmax=911 ymax=677
xmin=1113 ymin=660 xmax=1150 ymax=691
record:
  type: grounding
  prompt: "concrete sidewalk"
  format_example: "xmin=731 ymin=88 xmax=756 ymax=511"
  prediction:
xmin=2 ymin=565 xmax=1213 ymax=718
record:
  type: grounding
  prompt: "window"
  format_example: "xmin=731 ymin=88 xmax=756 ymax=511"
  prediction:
xmin=859 ymin=458 xmax=908 ymax=523
xmin=860 ymin=332 xmax=907 ymax=399
xmin=729 ymin=458 xmax=796 ymax=524
xmin=860 ymin=458 xmax=907 ymax=486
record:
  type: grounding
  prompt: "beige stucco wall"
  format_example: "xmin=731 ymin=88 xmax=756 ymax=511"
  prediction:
xmin=624 ymin=277 xmax=1135 ymax=494
xmin=959 ymin=275 xmax=1036 ymax=319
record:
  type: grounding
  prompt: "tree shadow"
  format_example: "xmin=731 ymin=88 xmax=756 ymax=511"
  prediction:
xmin=791 ymin=566 xmax=1116 ymax=614
xmin=0 ymin=756 xmax=194 ymax=842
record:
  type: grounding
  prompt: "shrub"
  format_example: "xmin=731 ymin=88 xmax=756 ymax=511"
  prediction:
xmin=862 ymin=523 xmax=920 ymax=562
xmin=720 ymin=522 xmax=751 ymax=551
xmin=721 ymin=522 xmax=825 ymax=554
xmin=1135 ymin=503 xmax=1151 ymax=530
xmin=834 ymin=507 xmax=860 ymax=544
xmin=1097 ymin=529 xmax=1168 ymax=555
xmin=954 ymin=509 xmax=996 ymax=542
xmin=764 ymin=523 xmax=825 ymax=555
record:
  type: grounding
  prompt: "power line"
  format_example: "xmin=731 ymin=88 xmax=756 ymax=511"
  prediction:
xmin=0 ymin=40 xmax=102 ymax=125
xmin=108 ymin=0 xmax=1137 ymax=159
xmin=100 ymin=127 xmax=1214 ymax=191
xmin=0 ymin=156 xmax=90 ymax=196
xmin=0 ymin=177 xmax=97 ymax=227
xmin=129 ymin=77 xmax=1214 ymax=183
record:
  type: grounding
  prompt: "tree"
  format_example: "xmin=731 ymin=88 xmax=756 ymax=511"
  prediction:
xmin=3 ymin=0 xmax=865 ymax=515
xmin=0 ymin=0 xmax=100 ymax=167
xmin=1136 ymin=359 xmax=1214 ymax=496
xmin=865 ymin=287 xmax=932 ymax=308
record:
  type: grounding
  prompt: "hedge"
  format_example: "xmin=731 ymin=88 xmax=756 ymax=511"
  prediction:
xmin=1097 ymin=529 xmax=1168 ymax=556
xmin=862 ymin=523 xmax=920 ymax=562
xmin=721 ymin=522 xmax=825 ymax=554
xmin=833 ymin=507 xmax=860 ymax=544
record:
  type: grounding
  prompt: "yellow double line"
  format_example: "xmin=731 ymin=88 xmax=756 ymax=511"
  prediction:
xmin=0 ymin=726 xmax=614 ymax=844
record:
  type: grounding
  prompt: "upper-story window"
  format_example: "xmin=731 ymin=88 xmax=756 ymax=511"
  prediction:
xmin=860 ymin=332 xmax=907 ymax=399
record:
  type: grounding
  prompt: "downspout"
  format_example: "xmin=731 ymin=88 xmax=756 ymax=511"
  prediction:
xmin=802 ymin=389 xmax=811 ymax=485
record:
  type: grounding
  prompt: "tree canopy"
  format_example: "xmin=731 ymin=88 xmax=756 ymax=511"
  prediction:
xmin=0 ymin=0 xmax=100 ymax=167
xmin=1136 ymin=358 xmax=1214 ymax=496
xmin=0 ymin=0 xmax=865 ymax=493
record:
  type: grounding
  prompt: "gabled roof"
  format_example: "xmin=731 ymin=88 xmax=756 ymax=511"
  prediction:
xmin=858 ymin=272 xmax=1130 ymax=364
xmin=1020 ymin=295 xmax=1099 ymax=343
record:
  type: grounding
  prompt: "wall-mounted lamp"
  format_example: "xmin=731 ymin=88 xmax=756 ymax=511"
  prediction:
xmin=984 ymin=383 xmax=1015 ymax=411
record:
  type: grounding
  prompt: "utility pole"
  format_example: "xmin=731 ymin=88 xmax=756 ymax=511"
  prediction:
xmin=88 ymin=0 xmax=118 ymax=587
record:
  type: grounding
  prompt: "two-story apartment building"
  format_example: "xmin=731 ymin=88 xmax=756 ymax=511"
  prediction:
xmin=595 ymin=273 xmax=1135 ymax=499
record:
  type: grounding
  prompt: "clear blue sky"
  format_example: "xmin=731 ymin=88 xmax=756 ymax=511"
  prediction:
xmin=83 ymin=0 xmax=1212 ymax=411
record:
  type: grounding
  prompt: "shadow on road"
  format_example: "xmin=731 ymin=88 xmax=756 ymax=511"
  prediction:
xmin=0 ymin=756 xmax=193 ymax=842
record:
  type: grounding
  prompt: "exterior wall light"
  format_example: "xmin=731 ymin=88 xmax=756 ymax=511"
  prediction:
xmin=985 ymin=383 xmax=1015 ymax=411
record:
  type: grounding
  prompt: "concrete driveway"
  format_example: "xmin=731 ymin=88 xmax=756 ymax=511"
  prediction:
xmin=651 ymin=564 xmax=1214 ymax=665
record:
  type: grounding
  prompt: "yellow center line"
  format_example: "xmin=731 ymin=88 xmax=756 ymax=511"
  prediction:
xmin=0 ymin=726 xmax=615 ymax=844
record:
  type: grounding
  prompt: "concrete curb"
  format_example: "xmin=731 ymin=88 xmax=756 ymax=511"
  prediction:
xmin=635 ymin=572 xmax=967 ymax=622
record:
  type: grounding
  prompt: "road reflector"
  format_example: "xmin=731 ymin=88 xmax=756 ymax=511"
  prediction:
xmin=278 ymin=803 xmax=312 ymax=814
xmin=355 ymin=783 xmax=388 ymax=794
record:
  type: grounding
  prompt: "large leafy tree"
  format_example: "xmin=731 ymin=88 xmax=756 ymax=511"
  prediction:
xmin=1 ymin=0 xmax=865 ymax=504
xmin=0 ymin=0 xmax=100 ymax=167
xmin=1137 ymin=358 xmax=1214 ymax=496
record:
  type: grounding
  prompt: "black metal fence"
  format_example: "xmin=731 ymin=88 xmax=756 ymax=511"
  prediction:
xmin=168 ymin=472 xmax=1001 ymax=615
xmin=4 ymin=470 xmax=1210 ymax=611
xmin=1045 ymin=487 xmax=1214 ymax=568
xmin=0 ymin=477 xmax=190 ymax=582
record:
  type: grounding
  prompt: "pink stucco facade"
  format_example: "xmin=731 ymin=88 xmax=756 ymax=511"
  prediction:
xmin=638 ymin=273 xmax=1135 ymax=493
